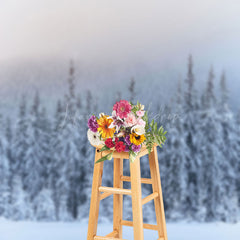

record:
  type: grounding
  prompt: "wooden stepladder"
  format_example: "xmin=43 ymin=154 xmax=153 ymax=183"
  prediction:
xmin=87 ymin=144 xmax=168 ymax=240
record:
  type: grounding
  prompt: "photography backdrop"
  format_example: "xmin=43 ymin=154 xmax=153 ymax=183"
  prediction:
xmin=0 ymin=0 xmax=239 ymax=224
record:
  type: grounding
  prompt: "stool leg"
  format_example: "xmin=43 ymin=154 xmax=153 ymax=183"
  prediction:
xmin=113 ymin=158 xmax=123 ymax=238
xmin=130 ymin=157 xmax=144 ymax=240
xmin=149 ymin=146 xmax=168 ymax=240
xmin=87 ymin=150 xmax=104 ymax=240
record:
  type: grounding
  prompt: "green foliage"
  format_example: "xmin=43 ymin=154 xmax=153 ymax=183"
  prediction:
xmin=129 ymin=150 xmax=138 ymax=163
xmin=95 ymin=151 xmax=113 ymax=164
xmin=144 ymin=112 xmax=167 ymax=154
xmin=131 ymin=101 xmax=141 ymax=115
xmin=99 ymin=145 xmax=110 ymax=152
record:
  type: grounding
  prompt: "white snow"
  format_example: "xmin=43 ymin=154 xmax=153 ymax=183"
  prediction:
xmin=0 ymin=219 xmax=239 ymax=240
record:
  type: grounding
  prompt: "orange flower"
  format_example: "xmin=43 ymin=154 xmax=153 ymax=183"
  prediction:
xmin=97 ymin=115 xmax=115 ymax=139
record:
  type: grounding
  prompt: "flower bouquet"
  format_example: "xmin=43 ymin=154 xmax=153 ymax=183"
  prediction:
xmin=87 ymin=100 xmax=167 ymax=163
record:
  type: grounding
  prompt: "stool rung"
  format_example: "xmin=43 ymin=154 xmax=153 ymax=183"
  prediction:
xmin=142 ymin=192 xmax=159 ymax=205
xmin=121 ymin=220 xmax=158 ymax=231
xmin=100 ymin=192 xmax=112 ymax=200
xmin=105 ymin=230 xmax=118 ymax=237
xmin=94 ymin=236 xmax=126 ymax=240
xmin=120 ymin=175 xmax=152 ymax=184
xmin=99 ymin=186 xmax=132 ymax=195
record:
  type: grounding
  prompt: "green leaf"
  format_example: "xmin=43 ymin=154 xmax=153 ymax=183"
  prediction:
xmin=150 ymin=119 xmax=154 ymax=127
xmin=153 ymin=122 xmax=158 ymax=132
xmin=99 ymin=145 xmax=110 ymax=152
xmin=95 ymin=152 xmax=113 ymax=164
xmin=129 ymin=151 xmax=138 ymax=163
xmin=106 ymin=152 xmax=113 ymax=160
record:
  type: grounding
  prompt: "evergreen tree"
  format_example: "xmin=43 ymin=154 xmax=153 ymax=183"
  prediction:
xmin=50 ymin=100 xmax=68 ymax=220
xmin=25 ymin=91 xmax=44 ymax=200
xmin=220 ymin=71 xmax=228 ymax=107
xmin=129 ymin=77 xmax=136 ymax=103
xmin=0 ymin=124 xmax=10 ymax=217
xmin=164 ymin=80 xmax=186 ymax=220
xmin=58 ymin=60 xmax=82 ymax=219
xmin=78 ymin=91 xmax=95 ymax=219
xmin=33 ymin=188 xmax=56 ymax=221
xmin=236 ymin=110 xmax=240 ymax=211
xmin=198 ymin=68 xmax=222 ymax=221
xmin=5 ymin=118 xmax=14 ymax=205
xmin=9 ymin=176 xmax=33 ymax=220
xmin=13 ymin=95 xmax=29 ymax=187
xmin=38 ymin=107 xmax=52 ymax=188
xmin=184 ymin=55 xmax=195 ymax=111
xmin=217 ymin=72 xmax=238 ymax=222
xmin=182 ymin=55 xmax=200 ymax=219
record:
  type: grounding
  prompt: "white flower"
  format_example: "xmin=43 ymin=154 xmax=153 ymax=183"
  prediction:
xmin=108 ymin=110 xmax=123 ymax=132
xmin=131 ymin=125 xmax=145 ymax=135
xmin=99 ymin=112 xmax=105 ymax=118
xmin=139 ymin=104 xmax=144 ymax=110
xmin=87 ymin=129 xmax=103 ymax=146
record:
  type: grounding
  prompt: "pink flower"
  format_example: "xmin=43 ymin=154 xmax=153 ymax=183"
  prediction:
xmin=137 ymin=118 xmax=146 ymax=127
xmin=113 ymin=100 xmax=132 ymax=119
xmin=125 ymin=112 xmax=137 ymax=127
xmin=136 ymin=110 xmax=145 ymax=117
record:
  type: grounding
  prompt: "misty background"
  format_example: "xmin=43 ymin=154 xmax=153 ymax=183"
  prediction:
xmin=0 ymin=0 xmax=240 ymax=115
xmin=0 ymin=0 xmax=240 ymax=226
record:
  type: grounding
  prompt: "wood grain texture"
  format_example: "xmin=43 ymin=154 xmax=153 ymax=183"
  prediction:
xmin=94 ymin=236 xmax=126 ymax=240
xmin=87 ymin=150 xmax=104 ymax=240
xmin=129 ymin=157 xmax=144 ymax=240
xmin=142 ymin=192 xmax=159 ymax=205
xmin=121 ymin=220 xmax=158 ymax=231
xmin=87 ymin=144 xmax=168 ymax=240
xmin=120 ymin=176 xmax=152 ymax=184
xmin=149 ymin=146 xmax=168 ymax=240
xmin=105 ymin=230 xmax=118 ymax=237
xmin=99 ymin=186 xmax=131 ymax=195
xmin=100 ymin=192 xmax=112 ymax=201
xmin=113 ymin=158 xmax=123 ymax=238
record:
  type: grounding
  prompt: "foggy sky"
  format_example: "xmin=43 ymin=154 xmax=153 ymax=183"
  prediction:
xmin=0 ymin=0 xmax=240 ymax=66
xmin=0 ymin=0 xmax=240 ymax=114
xmin=0 ymin=1 xmax=240 ymax=93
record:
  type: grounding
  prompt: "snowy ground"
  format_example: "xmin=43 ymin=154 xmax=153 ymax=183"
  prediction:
xmin=0 ymin=219 xmax=239 ymax=240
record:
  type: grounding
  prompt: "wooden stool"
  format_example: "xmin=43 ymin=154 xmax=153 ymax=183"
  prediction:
xmin=87 ymin=144 xmax=168 ymax=240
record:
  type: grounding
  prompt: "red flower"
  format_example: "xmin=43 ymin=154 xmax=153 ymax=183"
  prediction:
xmin=115 ymin=141 xmax=125 ymax=152
xmin=105 ymin=138 xmax=115 ymax=148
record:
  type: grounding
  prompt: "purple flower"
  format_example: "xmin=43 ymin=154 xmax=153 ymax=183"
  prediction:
xmin=131 ymin=144 xmax=141 ymax=152
xmin=88 ymin=115 xmax=99 ymax=132
xmin=124 ymin=145 xmax=130 ymax=152
xmin=125 ymin=135 xmax=131 ymax=146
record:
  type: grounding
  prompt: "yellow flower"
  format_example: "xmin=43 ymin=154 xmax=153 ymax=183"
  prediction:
xmin=97 ymin=115 xmax=115 ymax=139
xmin=129 ymin=133 xmax=146 ymax=145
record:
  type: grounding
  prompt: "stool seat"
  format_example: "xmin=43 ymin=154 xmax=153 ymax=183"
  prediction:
xmin=87 ymin=144 xmax=168 ymax=240
xmin=93 ymin=143 xmax=158 ymax=159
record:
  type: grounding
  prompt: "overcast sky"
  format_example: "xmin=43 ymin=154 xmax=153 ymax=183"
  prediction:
xmin=0 ymin=0 xmax=239 ymax=62
xmin=0 ymin=0 xmax=240 ymax=113
xmin=0 ymin=1 xmax=240 ymax=91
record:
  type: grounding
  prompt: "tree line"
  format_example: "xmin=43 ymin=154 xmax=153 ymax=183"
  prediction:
xmin=0 ymin=56 xmax=239 ymax=222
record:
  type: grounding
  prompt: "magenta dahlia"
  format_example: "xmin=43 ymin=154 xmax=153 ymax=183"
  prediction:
xmin=113 ymin=100 xmax=132 ymax=119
